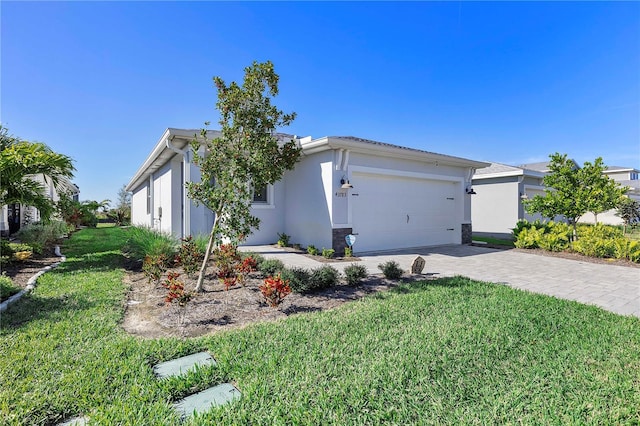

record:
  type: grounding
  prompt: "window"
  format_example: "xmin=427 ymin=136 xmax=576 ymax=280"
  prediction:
xmin=146 ymin=185 xmax=151 ymax=214
xmin=631 ymin=172 xmax=638 ymax=181
xmin=252 ymin=184 xmax=268 ymax=203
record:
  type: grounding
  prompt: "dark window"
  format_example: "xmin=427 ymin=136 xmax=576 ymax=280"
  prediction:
xmin=253 ymin=185 xmax=268 ymax=203
xmin=146 ymin=185 xmax=151 ymax=214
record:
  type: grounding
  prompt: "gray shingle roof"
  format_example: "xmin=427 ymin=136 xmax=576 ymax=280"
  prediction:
xmin=328 ymin=135 xmax=479 ymax=164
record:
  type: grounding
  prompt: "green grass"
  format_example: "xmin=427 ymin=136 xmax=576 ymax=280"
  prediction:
xmin=1 ymin=227 xmax=639 ymax=425
xmin=624 ymin=226 xmax=640 ymax=241
xmin=472 ymin=235 xmax=516 ymax=247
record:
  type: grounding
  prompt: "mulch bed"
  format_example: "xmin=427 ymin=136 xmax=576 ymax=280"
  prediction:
xmin=1 ymin=246 xmax=63 ymax=289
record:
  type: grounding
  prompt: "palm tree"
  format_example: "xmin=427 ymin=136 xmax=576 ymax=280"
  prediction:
xmin=0 ymin=125 xmax=75 ymax=223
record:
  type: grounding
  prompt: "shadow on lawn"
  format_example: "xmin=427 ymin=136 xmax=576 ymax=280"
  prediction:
xmin=0 ymin=292 xmax=98 ymax=330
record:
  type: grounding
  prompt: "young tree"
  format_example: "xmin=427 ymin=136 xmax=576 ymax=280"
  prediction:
xmin=580 ymin=158 xmax=627 ymax=223
xmin=108 ymin=184 xmax=132 ymax=225
xmin=524 ymin=153 xmax=626 ymax=240
xmin=0 ymin=125 xmax=75 ymax=222
xmin=187 ymin=61 xmax=301 ymax=292
xmin=616 ymin=197 xmax=640 ymax=234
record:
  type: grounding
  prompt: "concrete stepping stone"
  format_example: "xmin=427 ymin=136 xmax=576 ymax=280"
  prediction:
xmin=174 ymin=383 xmax=241 ymax=418
xmin=57 ymin=416 xmax=88 ymax=426
xmin=153 ymin=352 xmax=216 ymax=379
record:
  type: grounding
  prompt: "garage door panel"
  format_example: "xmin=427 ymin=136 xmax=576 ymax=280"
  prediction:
xmin=351 ymin=173 xmax=458 ymax=252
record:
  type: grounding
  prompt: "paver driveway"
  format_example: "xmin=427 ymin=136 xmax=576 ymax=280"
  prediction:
xmin=246 ymin=245 xmax=640 ymax=318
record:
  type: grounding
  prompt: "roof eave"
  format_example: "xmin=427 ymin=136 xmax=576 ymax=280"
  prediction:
xmin=301 ymin=137 xmax=489 ymax=169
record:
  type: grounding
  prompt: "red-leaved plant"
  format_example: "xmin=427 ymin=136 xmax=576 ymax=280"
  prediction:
xmin=214 ymin=244 xmax=258 ymax=290
xmin=259 ymin=274 xmax=291 ymax=307
xmin=164 ymin=272 xmax=192 ymax=306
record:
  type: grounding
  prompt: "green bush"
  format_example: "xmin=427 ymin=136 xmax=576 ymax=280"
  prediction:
xmin=512 ymin=219 xmax=547 ymax=239
xmin=281 ymin=267 xmax=312 ymax=293
xmin=14 ymin=220 xmax=68 ymax=253
xmin=276 ymin=232 xmax=290 ymax=247
xmin=322 ymin=248 xmax=335 ymax=259
xmin=572 ymin=237 xmax=617 ymax=258
xmin=577 ymin=223 xmax=624 ymax=240
xmin=258 ymin=258 xmax=285 ymax=276
xmin=378 ymin=261 xmax=403 ymax=280
xmin=307 ymin=245 xmax=318 ymax=256
xmin=344 ymin=247 xmax=353 ymax=257
xmin=175 ymin=236 xmax=205 ymax=275
xmin=514 ymin=227 xmax=545 ymax=249
xmin=538 ymin=222 xmax=572 ymax=252
xmin=122 ymin=226 xmax=177 ymax=262
xmin=308 ymin=265 xmax=340 ymax=291
xmin=1 ymin=239 xmax=15 ymax=258
xmin=0 ymin=274 xmax=20 ymax=301
xmin=344 ymin=264 xmax=367 ymax=286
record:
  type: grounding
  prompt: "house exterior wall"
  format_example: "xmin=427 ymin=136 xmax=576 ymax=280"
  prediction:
xmin=152 ymin=162 xmax=174 ymax=235
xmin=281 ymin=151 xmax=334 ymax=250
xmin=472 ymin=177 xmax=519 ymax=237
xmin=131 ymin=182 xmax=150 ymax=227
xmin=244 ymin=180 xmax=286 ymax=245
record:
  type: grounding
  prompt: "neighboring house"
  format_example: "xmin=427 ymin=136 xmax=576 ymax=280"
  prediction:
xmin=472 ymin=160 xmax=640 ymax=236
xmin=126 ymin=128 xmax=489 ymax=254
xmin=0 ymin=175 xmax=80 ymax=236
xmin=579 ymin=166 xmax=640 ymax=225
xmin=471 ymin=162 xmax=548 ymax=238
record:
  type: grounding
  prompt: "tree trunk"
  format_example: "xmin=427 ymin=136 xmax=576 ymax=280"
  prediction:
xmin=194 ymin=213 xmax=221 ymax=292
xmin=572 ymin=221 xmax=578 ymax=241
xmin=594 ymin=213 xmax=598 ymax=224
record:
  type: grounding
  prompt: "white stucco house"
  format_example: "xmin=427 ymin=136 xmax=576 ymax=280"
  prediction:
xmin=579 ymin=166 xmax=640 ymax=225
xmin=472 ymin=161 xmax=640 ymax=237
xmin=126 ymin=128 xmax=489 ymax=254
xmin=471 ymin=162 xmax=548 ymax=238
xmin=1 ymin=175 xmax=80 ymax=236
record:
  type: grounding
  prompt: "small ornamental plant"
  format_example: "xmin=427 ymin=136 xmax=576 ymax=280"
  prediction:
xmin=163 ymin=272 xmax=192 ymax=306
xmin=259 ymin=274 xmax=291 ymax=307
xmin=175 ymin=235 xmax=204 ymax=276
xmin=344 ymin=247 xmax=353 ymax=258
xmin=164 ymin=272 xmax=192 ymax=326
xmin=143 ymin=253 xmax=170 ymax=283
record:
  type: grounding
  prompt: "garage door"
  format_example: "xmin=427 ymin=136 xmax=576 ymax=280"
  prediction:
xmin=350 ymin=172 xmax=459 ymax=253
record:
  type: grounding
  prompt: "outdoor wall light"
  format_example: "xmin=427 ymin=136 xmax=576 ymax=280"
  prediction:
xmin=340 ymin=176 xmax=353 ymax=189
xmin=465 ymin=186 xmax=477 ymax=195
xmin=520 ymin=192 xmax=529 ymax=200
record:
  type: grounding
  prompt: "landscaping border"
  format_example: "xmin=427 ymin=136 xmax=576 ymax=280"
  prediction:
xmin=0 ymin=246 xmax=65 ymax=313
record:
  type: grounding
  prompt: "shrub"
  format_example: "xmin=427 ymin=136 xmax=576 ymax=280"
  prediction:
xmin=258 ymin=258 xmax=285 ymax=276
xmin=344 ymin=247 xmax=352 ymax=258
xmin=122 ymin=226 xmax=177 ymax=262
xmin=260 ymin=274 xmax=292 ymax=307
xmin=308 ymin=265 xmax=340 ymax=291
xmin=538 ymin=222 xmax=572 ymax=252
xmin=163 ymin=272 xmax=192 ymax=306
xmin=378 ymin=261 xmax=403 ymax=280
xmin=143 ymin=253 xmax=171 ymax=283
xmin=572 ymin=237 xmax=617 ymax=258
xmin=241 ymin=251 xmax=264 ymax=266
xmin=577 ymin=223 xmax=624 ymax=240
xmin=175 ymin=236 xmax=205 ymax=276
xmin=276 ymin=232 xmax=290 ymax=247
xmin=14 ymin=220 xmax=68 ymax=252
xmin=307 ymin=245 xmax=318 ymax=256
xmin=512 ymin=219 xmax=547 ymax=239
xmin=0 ymin=274 xmax=20 ymax=301
xmin=344 ymin=264 xmax=367 ymax=286
xmin=514 ymin=227 xmax=545 ymax=249
xmin=281 ymin=267 xmax=311 ymax=293
xmin=322 ymin=248 xmax=335 ymax=259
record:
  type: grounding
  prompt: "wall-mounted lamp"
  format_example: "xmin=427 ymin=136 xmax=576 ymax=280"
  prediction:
xmin=465 ymin=186 xmax=477 ymax=195
xmin=340 ymin=176 xmax=353 ymax=189
xmin=520 ymin=192 xmax=529 ymax=200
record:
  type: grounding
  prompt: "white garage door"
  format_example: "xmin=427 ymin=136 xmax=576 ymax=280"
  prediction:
xmin=350 ymin=172 xmax=459 ymax=253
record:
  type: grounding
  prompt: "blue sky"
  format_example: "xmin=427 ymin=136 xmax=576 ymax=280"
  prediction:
xmin=2 ymin=1 xmax=639 ymax=203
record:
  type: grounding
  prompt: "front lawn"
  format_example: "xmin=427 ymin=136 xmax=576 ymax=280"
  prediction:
xmin=1 ymin=227 xmax=638 ymax=425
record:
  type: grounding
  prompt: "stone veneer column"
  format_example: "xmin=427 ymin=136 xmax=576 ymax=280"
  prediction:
xmin=461 ymin=223 xmax=472 ymax=244
xmin=332 ymin=228 xmax=353 ymax=256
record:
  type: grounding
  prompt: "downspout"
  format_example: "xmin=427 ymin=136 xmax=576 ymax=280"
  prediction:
xmin=149 ymin=175 xmax=154 ymax=228
xmin=166 ymin=137 xmax=191 ymax=238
